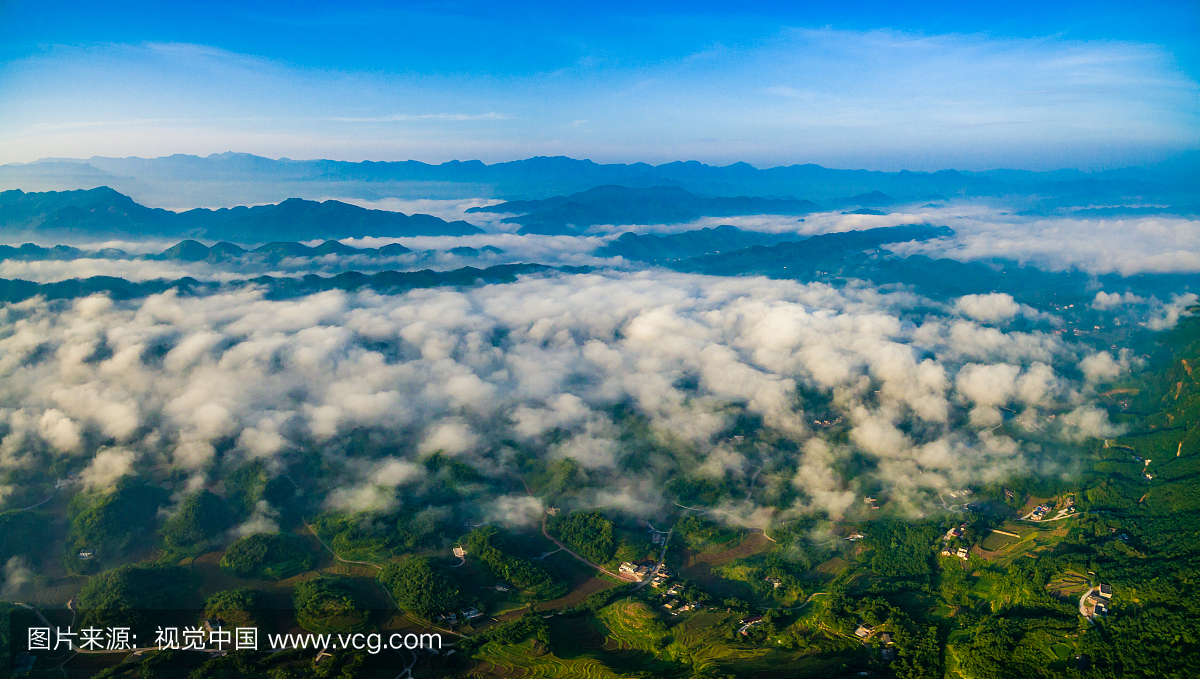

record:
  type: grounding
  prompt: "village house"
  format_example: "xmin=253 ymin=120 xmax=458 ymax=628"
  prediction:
xmin=739 ymin=616 xmax=765 ymax=635
xmin=1030 ymin=502 xmax=1054 ymax=520
xmin=855 ymin=623 xmax=874 ymax=638
xmin=943 ymin=523 xmax=968 ymax=541
xmin=619 ymin=561 xmax=652 ymax=580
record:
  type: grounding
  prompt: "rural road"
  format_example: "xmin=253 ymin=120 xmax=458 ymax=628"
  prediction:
xmin=303 ymin=519 xmax=383 ymax=571
xmin=1079 ymin=587 xmax=1096 ymax=624
xmin=632 ymin=526 xmax=674 ymax=591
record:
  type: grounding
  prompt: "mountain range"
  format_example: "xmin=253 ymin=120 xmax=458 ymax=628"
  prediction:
xmin=0 ymin=187 xmax=481 ymax=241
xmin=0 ymin=264 xmax=557 ymax=304
xmin=3 ymin=152 xmax=1197 ymax=212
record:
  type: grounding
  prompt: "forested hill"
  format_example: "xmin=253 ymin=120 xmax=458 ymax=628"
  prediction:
xmin=0 ymin=187 xmax=482 ymax=241
xmin=0 ymin=238 xmax=420 ymax=263
xmin=597 ymin=224 xmax=806 ymax=262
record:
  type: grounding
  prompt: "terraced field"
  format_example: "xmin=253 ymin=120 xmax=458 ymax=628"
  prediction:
xmin=1045 ymin=571 xmax=1090 ymax=600
xmin=686 ymin=532 xmax=772 ymax=568
xmin=534 ymin=575 xmax=618 ymax=613
xmin=595 ymin=600 xmax=666 ymax=649
xmin=813 ymin=556 xmax=851 ymax=577
xmin=980 ymin=530 xmax=1020 ymax=551
xmin=676 ymin=532 xmax=775 ymax=602
xmin=468 ymin=639 xmax=626 ymax=679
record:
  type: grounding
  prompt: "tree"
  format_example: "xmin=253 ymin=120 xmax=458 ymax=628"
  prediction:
xmin=76 ymin=563 xmax=196 ymax=630
xmin=464 ymin=526 xmax=566 ymax=599
xmin=551 ymin=511 xmax=615 ymax=563
xmin=221 ymin=532 xmax=315 ymax=579
xmin=865 ymin=521 xmax=939 ymax=578
xmin=225 ymin=461 xmax=294 ymax=517
xmin=65 ymin=478 xmax=170 ymax=572
xmin=293 ymin=578 xmax=368 ymax=633
xmin=162 ymin=490 xmax=234 ymax=548
xmin=379 ymin=557 xmax=461 ymax=618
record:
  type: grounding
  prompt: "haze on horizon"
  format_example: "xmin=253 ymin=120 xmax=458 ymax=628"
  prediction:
xmin=1 ymin=0 xmax=1198 ymax=171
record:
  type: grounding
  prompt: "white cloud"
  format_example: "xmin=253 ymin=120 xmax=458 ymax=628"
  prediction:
xmin=79 ymin=447 xmax=138 ymax=490
xmin=0 ymin=269 xmax=1130 ymax=519
xmin=956 ymin=293 xmax=1022 ymax=323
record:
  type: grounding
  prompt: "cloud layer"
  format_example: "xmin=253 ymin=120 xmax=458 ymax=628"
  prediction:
xmin=0 ymin=270 xmax=1136 ymax=526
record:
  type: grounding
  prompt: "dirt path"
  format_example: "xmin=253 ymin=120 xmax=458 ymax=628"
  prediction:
xmin=17 ymin=493 xmax=55 ymax=511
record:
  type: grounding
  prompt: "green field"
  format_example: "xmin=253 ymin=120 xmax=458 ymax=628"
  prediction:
xmin=980 ymin=530 xmax=1020 ymax=551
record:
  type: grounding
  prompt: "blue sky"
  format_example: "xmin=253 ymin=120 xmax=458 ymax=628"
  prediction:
xmin=1 ymin=0 xmax=1197 ymax=170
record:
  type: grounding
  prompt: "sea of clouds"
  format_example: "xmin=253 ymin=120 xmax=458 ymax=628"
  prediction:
xmin=0 ymin=268 xmax=1142 ymax=530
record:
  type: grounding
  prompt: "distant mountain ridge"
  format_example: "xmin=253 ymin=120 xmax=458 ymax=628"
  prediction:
xmin=4 ymin=151 xmax=1196 ymax=209
xmin=0 ymin=187 xmax=481 ymax=241
xmin=467 ymin=184 xmax=822 ymax=234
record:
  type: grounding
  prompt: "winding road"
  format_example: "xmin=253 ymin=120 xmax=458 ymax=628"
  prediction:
xmin=1079 ymin=587 xmax=1096 ymax=624
xmin=303 ymin=519 xmax=383 ymax=571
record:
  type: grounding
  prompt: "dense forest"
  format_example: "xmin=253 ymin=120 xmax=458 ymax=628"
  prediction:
xmin=220 ymin=532 xmax=317 ymax=579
